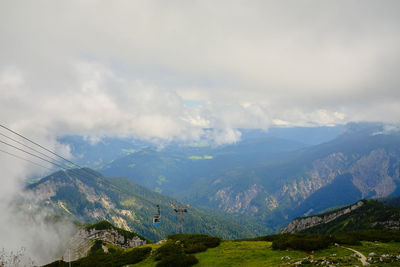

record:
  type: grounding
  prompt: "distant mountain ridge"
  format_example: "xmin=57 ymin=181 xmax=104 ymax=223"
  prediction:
xmin=26 ymin=168 xmax=264 ymax=241
xmin=96 ymin=122 xmax=400 ymax=229
xmin=282 ymin=197 xmax=400 ymax=234
xmin=53 ymin=122 xmax=400 ymax=233
xmin=100 ymin=136 xmax=308 ymax=195
xmin=59 ymin=126 xmax=343 ymax=169
xmin=57 ymin=136 xmax=151 ymax=169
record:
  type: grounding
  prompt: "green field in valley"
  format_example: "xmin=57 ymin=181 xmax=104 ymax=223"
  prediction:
xmin=133 ymin=240 xmax=400 ymax=266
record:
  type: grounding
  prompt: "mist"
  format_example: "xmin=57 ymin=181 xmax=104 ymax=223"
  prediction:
xmin=1 ymin=1 xmax=400 ymax=145
xmin=0 ymin=139 xmax=76 ymax=265
xmin=1 ymin=0 xmax=400 ymax=264
xmin=0 ymin=197 xmax=77 ymax=265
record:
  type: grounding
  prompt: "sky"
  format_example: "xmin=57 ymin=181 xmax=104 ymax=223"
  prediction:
xmin=1 ymin=0 xmax=400 ymax=145
xmin=0 ymin=1 xmax=400 ymax=262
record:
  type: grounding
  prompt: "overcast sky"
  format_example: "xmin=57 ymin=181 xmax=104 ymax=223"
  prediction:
xmin=0 ymin=2 xmax=400 ymax=261
xmin=1 ymin=0 xmax=400 ymax=144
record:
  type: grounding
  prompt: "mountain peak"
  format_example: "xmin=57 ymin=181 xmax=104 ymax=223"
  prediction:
xmin=340 ymin=122 xmax=384 ymax=137
xmin=340 ymin=122 xmax=400 ymax=138
xmin=26 ymin=168 xmax=257 ymax=241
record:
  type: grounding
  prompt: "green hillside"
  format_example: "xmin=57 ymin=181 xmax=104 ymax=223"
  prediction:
xmin=42 ymin=210 xmax=400 ymax=267
xmin=98 ymin=122 xmax=400 ymax=229
xmin=27 ymin=168 xmax=266 ymax=241
xmin=100 ymin=137 xmax=307 ymax=196
xmin=45 ymin=231 xmax=400 ymax=266
xmin=300 ymin=199 xmax=400 ymax=234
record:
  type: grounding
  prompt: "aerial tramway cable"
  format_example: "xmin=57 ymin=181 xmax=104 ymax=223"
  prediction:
xmin=0 ymin=148 xmax=53 ymax=171
xmin=0 ymin=139 xmax=69 ymax=170
xmin=0 ymin=123 xmax=87 ymax=170
xmin=0 ymin=132 xmax=61 ymax=163
xmin=0 ymin=123 xmax=173 ymax=226
xmin=0 ymin=123 xmax=102 ymax=179
xmin=0 ymin=139 xmax=95 ymax=180
xmin=0 ymin=125 xmax=157 ymax=202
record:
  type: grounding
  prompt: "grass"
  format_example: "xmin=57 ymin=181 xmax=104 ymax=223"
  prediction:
xmin=188 ymin=155 xmax=213 ymax=160
xmin=144 ymin=234 xmax=221 ymax=266
xmin=348 ymin=241 xmax=400 ymax=266
xmin=188 ymin=156 xmax=203 ymax=160
xmin=195 ymin=241 xmax=361 ymax=266
xmin=354 ymin=241 xmax=400 ymax=255
xmin=46 ymin=229 xmax=400 ymax=267
xmin=134 ymin=240 xmax=400 ymax=266
xmin=134 ymin=241 xmax=358 ymax=266
xmin=197 ymin=241 xmax=303 ymax=266
xmin=122 ymin=149 xmax=136 ymax=154
xmin=41 ymin=238 xmax=400 ymax=267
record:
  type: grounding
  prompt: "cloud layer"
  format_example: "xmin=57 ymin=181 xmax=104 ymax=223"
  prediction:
xmin=1 ymin=0 xmax=400 ymax=145
xmin=0 ymin=1 xmax=400 ymax=262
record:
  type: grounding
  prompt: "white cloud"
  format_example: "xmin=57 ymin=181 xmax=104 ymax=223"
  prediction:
xmin=0 ymin=1 xmax=400 ymax=139
xmin=0 ymin=0 xmax=399 ymax=151
xmin=0 ymin=0 xmax=400 ymax=261
xmin=1 ymin=1 xmax=399 ymax=142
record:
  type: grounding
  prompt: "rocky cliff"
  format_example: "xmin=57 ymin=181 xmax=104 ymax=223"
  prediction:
xmin=281 ymin=201 xmax=365 ymax=233
xmin=281 ymin=198 xmax=400 ymax=234
xmin=209 ymin=128 xmax=400 ymax=226
xmin=62 ymin=224 xmax=147 ymax=261
xmin=27 ymin=168 xmax=257 ymax=241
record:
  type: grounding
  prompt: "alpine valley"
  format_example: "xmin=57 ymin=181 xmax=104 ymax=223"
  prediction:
xmin=26 ymin=168 xmax=263 ymax=241
xmin=21 ymin=122 xmax=400 ymax=266
xmin=64 ymin=122 xmax=400 ymax=229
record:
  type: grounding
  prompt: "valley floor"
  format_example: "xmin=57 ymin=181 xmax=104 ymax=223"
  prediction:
xmin=133 ymin=241 xmax=400 ymax=266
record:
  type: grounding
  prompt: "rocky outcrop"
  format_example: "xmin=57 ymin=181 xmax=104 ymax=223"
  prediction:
xmin=212 ymin=145 xmax=400 ymax=221
xmin=63 ymin=227 xmax=146 ymax=261
xmin=281 ymin=201 xmax=365 ymax=233
xmin=62 ymin=230 xmax=93 ymax=262
xmin=308 ymin=152 xmax=347 ymax=187
xmin=350 ymin=149 xmax=399 ymax=198
xmin=372 ymin=220 xmax=400 ymax=230
xmin=215 ymin=184 xmax=263 ymax=213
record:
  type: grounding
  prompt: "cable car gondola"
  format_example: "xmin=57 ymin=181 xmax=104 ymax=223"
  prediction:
xmin=153 ymin=204 xmax=161 ymax=226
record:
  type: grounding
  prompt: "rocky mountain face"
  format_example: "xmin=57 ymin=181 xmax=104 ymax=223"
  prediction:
xmin=63 ymin=222 xmax=147 ymax=262
xmin=28 ymin=169 xmax=137 ymax=230
xmin=52 ymin=122 xmax=400 ymax=231
xmin=26 ymin=168 xmax=261 ymax=241
xmin=192 ymin=123 xmax=400 ymax=225
xmin=281 ymin=198 xmax=400 ymax=234
xmin=281 ymin=201 xmax=365 ymax=233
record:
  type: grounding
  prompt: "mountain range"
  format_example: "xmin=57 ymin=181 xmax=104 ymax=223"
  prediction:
xmin=84 ymin=122 xmax=400 ymax=228
xmin=282 ymin=197 xmax=400 ymax=234
xmin=30 ymin=122 xmax=400 ymax=238
xmin=23 ymin=122 xmax=400 ymax=266
xmin=26 ymin=168 xmax=265 ymax=241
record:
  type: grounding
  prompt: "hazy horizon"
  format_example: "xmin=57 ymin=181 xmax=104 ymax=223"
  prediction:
xmin=1 ymin=1 xmax=400 ymax=264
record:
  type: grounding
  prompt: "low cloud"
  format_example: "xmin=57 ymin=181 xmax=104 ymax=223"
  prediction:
xmin=0 ymin=1 xmax=400 ymax=261
xmin=0 ymin=155 xmax=76 ymax=265
xmin=0 ymin=198 xmax=77 ymax=265
xmin=1 ymin=1 xmax=399 ymax=145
